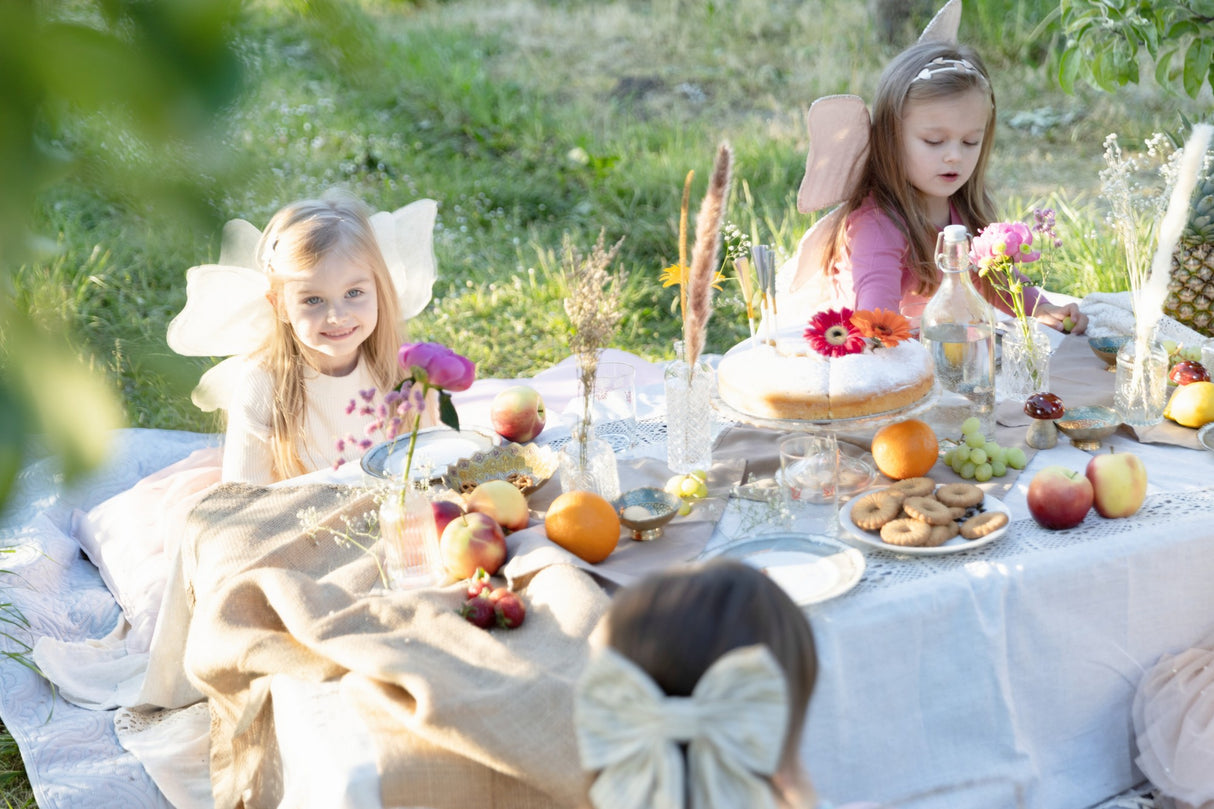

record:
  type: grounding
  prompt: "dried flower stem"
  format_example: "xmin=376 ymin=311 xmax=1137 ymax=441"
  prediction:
xmin=561 ymin=230 xmax=626 ymax=429
xmin=684 ymin=142 xmax=733 ymax=368
xmin=678 ymin=170 xmax=694 ymax=330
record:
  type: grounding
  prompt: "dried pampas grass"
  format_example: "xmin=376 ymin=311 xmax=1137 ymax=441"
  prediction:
xmin=683 ymin=142 xmax=733 ymax=367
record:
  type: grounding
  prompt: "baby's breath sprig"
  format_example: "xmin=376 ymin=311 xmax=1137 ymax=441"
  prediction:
xmin=297 ymin=491 xmax=390 ymax=587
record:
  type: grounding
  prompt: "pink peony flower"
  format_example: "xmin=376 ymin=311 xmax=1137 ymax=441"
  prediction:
xmin=397 ymin=342 xmax=476 ymax=392
xmin=804 ymin=308 xmax=867 ymax=357
xmin=971 ymin=222 xmax=1040 ymax=269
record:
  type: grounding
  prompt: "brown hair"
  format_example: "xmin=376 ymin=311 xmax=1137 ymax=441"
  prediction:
xmin=824 ymin=40 xmax=998 ymax=299
xmin=254 ymin=193 xmax=405 ymax=479
xmin=601 ymin=558 xmax=819 ymax=807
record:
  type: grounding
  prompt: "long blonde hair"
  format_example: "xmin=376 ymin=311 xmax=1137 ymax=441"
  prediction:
xmin=255 ymin=193 xmax=405 ymax=480
xmin=824 ymin=41 xmax=998 ymax=299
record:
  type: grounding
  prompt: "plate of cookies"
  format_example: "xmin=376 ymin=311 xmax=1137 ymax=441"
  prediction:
xmin=840 ymin=477 xmax=1011 ymax=556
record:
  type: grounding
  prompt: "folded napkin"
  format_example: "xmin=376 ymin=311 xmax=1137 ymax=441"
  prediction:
xmin=503 ymin=455 xmax=744 ymax=589
xmin=181 ymin=483 xmax=609 ymax=809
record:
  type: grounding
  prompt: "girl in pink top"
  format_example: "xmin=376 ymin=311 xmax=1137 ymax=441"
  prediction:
xmin=820 ymin=41 xmax=1086 ymax=333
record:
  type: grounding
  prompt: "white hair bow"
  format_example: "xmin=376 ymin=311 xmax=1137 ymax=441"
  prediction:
xmin=165 ymin=199 xmax=438 ymax=411
xmin=574 ymin=644 xmax=790 ymax=809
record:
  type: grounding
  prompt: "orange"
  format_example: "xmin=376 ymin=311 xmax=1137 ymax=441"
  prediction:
xmin=870 ymin=418 xmax=939 ymax=480
xmin=543 ymin=490 xmax=622 ymax=563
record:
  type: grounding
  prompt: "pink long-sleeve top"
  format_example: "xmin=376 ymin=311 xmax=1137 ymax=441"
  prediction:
xmin=841 ymin=197 xmax=1043 ymax=321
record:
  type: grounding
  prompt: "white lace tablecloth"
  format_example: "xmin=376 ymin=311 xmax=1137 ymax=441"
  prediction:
xmin=2 ymin=345 xmax=1212 ymax=809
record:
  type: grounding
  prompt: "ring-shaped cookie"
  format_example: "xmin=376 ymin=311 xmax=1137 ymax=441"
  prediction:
xmin=960 ymin=510 xmax=1009 ymax=539
xmin=889 ymin=477 xmax=936 ymax=497
xmin=901 ymin=496 xmax=955 ymax=526
xmin=880 ymin=517 xmax=931 ymax=547
xmin=851 ymin=492 xmax=901 ymax=530
xmin=924 ymin=521 xmax=960 ymax=547
xmin=936 ymin=482 xmax=984 ymax=509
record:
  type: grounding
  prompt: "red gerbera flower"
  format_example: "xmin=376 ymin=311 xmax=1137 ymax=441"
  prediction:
xmin=804 ymin=308 xmax=866 ymax=357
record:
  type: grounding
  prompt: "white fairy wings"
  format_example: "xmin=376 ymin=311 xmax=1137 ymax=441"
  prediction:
xmin=167 ymin=198 xmax=439 ymax=411
xmin=786 ymin=0 xmax=962 ymax=297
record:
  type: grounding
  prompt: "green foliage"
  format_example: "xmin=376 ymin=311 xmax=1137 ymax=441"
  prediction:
xmin=1059 ymin=0 xmax=1214 ymax=98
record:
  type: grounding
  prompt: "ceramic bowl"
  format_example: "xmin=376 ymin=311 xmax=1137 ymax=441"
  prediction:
xmin=613 ymin=487 xmax=682 ymax=541
xmin=1088 ymin=335 xmax=1130 ymax=367
xmin=1056 ymin=405 xmax=1120 ymax=450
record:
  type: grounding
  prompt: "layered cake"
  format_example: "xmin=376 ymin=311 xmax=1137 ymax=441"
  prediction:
xmin=716 ymin=309 xmax=935 ymax=421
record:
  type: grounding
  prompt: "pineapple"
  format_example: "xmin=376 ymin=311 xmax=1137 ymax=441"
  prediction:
xmin=1164 ymin=157 xmax=1214 ymax=338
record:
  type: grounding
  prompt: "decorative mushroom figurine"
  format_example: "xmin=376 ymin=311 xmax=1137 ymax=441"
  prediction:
xmin=1024 ymin=392 xmax=1065 ymax=449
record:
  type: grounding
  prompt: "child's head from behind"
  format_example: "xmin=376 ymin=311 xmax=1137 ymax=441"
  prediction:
xmin=868 ymin=40 xmax=995 ymax=219
xmin=595 ymin=558 xmax=818 ymax=804
xmin=258 ymin=193 xmax=402 ymax=377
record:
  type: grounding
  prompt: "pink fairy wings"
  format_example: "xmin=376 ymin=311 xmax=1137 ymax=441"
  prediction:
xmin=796 ymin=95 xmax=871 ymax=215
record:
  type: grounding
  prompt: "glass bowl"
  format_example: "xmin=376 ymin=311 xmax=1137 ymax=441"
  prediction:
xmin=1056 ymin=405 xmax=1120 ymax=450
xmin=613 ymin=487 xmax=682 ymax=541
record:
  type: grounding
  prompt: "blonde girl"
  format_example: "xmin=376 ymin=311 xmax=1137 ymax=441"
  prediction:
xmin=221 ymin=195 xmax=411 ymax=482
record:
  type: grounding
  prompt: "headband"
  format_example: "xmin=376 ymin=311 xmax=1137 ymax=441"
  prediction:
xmin=574 ymin=644 xmax=790 ymax=809
xmin=789 ymin=0 xmax=963 ymax=293
xmin=912 ymin=56 xmax=980 ymax=83
xmin=166 ymin=198 xmax=438 ymax=411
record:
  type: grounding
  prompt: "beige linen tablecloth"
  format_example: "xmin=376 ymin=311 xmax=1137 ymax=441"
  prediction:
xmin=181 ymin=483 xmax=611 ymax=809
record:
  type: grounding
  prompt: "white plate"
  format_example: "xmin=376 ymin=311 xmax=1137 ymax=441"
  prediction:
xmin=1199 ymin=423 xmax=1214 ymax=453
xmin=840 ymin=488 xmax=1012 ymax=556
xmin=702 ymin=534 xmax=865 ymax=606
xmin=361 ymin=427 xmax=499 ymax=480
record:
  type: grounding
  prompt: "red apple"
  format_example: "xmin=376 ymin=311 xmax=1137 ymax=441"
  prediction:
xmin=1085 ymin=449 xmax=1148 ymax=518
xmin=465 ymin=479 xmax=530 ymax=532
xmin=431 ymin=498 xmax=465 ymax=538
xmin=1169 ymin=360 xmax=1211 ymax=386
xmin=490 ymin=385 xmax=546 ymax=443
xmin=1026 ymin=465 xmax=1093 ymax=530
xmin=440 ymin=512 xmax=507 ymax=579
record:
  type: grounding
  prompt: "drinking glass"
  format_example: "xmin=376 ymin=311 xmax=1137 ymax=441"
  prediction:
xmin=588 ymin=362 xmax=637 ymax=452
xmin=377 ymin=484 xmax=443 ymax=590
xmin=778 ymin=433 xmax=839 ymax=534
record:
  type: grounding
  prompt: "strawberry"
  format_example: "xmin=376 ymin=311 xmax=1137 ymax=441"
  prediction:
xmin=490 ymin=588 xmax=526 ymax=629
xmin=465 ymin=567 xmax=492 ymax=600
xmin=460 ymin=593 xmax=496 ymax=629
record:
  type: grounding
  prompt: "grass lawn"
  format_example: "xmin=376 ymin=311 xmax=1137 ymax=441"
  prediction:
xmin=2 ymin=0 xmax=1208 ymax=803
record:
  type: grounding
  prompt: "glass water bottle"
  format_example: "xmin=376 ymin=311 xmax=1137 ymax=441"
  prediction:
xmin=920 ymin=224 xmax=996 ymax=437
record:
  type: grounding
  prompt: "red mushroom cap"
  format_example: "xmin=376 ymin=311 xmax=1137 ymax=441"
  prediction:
xmin=1024 ymin=392 xmax=1065 ymax=419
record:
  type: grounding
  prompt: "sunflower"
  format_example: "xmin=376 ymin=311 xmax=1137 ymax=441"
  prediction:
xmin=851 ymin=308 xmax=912 ymax=348
xmin=804 ymin=308 xmax=866 ymax=357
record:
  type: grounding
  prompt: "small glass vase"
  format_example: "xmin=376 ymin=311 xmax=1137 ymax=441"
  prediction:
xmin=1114 ymin=337 xmax=1169 ymax=427
xmin=378 ymin=483 xmax=443 ymax=590
xmin=558 ymin=419 xmax=620 ymax=501
xmin=999 ymin=319 xmax=1052 ymax=403
xmin=665 ymin=339 xmax=714 ymax=474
